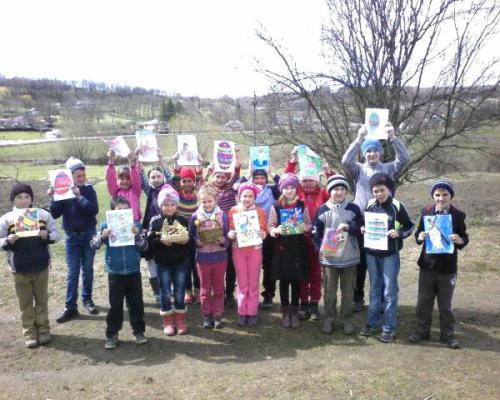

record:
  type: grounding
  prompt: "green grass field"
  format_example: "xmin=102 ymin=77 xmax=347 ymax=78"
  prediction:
xmin=0 ymin=130 xmax=46 ymax=140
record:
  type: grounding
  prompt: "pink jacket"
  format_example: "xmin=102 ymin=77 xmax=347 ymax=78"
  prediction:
xmin=106 ymin=163 xmax=142 ymax=221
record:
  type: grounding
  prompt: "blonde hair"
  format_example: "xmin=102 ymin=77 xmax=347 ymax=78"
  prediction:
xmin=198 ymin=184 xmax=218 ymax=200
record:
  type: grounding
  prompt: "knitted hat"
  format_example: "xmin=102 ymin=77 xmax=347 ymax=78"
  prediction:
xmin=10 ymin=182 xmax=34 ymax=202
xmin=300 ymin=173 xmax=320 ymax=182
xmin=369 ymin=172 xmax=394 ymax=193
xmin=252 ymin=169 xmax=268 ymax=180
xmin=157 ymin=185 xmax=180 ymax=206
xmin=65 ymin=157 xmax=86 ymax=173
xmin=179 ymin=167 xmax=196 ymax=181
xmin=361 ymin=139 xmax=383 ymax=157
xmin=237 ymin=182 xmax=261 ymax=198
xmin=327 ymin=174 xmax=350 ymax=193
xmin=431 ymin=179 xmax=454 ymax=199
xmin=278 ymin=173 xmax=300 ymax=192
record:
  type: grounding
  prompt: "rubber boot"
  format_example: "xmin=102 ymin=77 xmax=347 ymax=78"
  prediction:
xmin=174 ymin=311 xmax=187 ymax=335
xmin=290 ymin=306 xmax=300 ymax=328
xmin=281 ymin=306 xmax=291 ymax=328
xmin=162 ymin=314 xmax=175 ymax=336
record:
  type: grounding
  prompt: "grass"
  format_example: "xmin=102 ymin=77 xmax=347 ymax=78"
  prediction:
xmin=0 ymin=130 xmax=46 ymax=140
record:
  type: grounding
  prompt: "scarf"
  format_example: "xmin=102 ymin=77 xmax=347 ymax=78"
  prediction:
xmin=196 ymin=205 xmax=222 ymax=221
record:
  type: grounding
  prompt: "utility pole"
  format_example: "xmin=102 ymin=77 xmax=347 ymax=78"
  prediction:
xmin=252 ymin=91 xmax=257 ymax=145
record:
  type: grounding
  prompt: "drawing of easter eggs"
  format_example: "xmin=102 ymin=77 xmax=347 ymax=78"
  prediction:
xmin=54 ymin=171 xmax=72 ymax=195
xmin=368 ymin=112 xmax=380 ymax=128
xmin=216 ymin=141 xmax=233 ymax=170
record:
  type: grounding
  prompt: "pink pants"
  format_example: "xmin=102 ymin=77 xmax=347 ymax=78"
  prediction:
xmin=232 ymin=246 xmax=262 ymax=317
xmin=299 ymin=238 xmax=322 ymax=303
xmin=197 ymin=261 xmax=226 ymax=318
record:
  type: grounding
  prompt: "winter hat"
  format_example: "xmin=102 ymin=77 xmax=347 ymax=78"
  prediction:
xmin=65 ymin=157 xmax=86 ymax=173
xmin=361 ymin=139 xmax=383 ymax=157
xmin=179 ymin=167 xmax=196 ymax=181
xmin=431 ymin=179 xmax=454 ymax=199
xmin=369 ymin=172 xmax=395 ymax=193
xmin=237 ymin=182 xmax=261 ymax=198
xmin=157 ymin=185 xmax=180 ymax=206
xmin=278 ymin=173 xmax=300 ymax=192
xmin=252 ymin=169 xmax=268 ymax=180
xmin=10 ymin=182 xmax=34 ymax=202
xmin=327 ymin=174 xmax=350 ymax=193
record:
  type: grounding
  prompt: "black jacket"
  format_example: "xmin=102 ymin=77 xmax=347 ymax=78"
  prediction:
xmin=415 ymin=205 xmax=468 ymax=274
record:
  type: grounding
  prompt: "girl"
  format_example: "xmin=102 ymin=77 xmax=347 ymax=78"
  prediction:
xmin=189 ymin=185 xmax=228 ymax=329
xmin=268 ymin=173 xmax=312 ymax=328
xmin=148 ymin=186 xmax=191 ymax=336
xmin=227 ymin=183 xmax=267 ymax=326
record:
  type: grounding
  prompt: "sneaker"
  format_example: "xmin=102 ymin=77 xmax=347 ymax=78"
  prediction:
xmin=343 ymin=321 xmax=355 ymax=335
xmin=440 ymin=334 xmax=460 ymax=349
xmin=379 ymin=331 xmax=395 ymax=343
xmin=25 ymin=338 xmax=39 ymax=349
xmin=83 ymin=300 xmax=98 ymax=315
xmin=38 ymin=333 xmax=52 ymax=345
xmin=298 ymin=302 xmax=311 ymax=320
xmin=321 ymin=319 xmax=334 ymax=334
xmin=184 ymin=292 xmax=194 ymax=304
xmin=214 ymin=318 xmax=225 ymax=329
xmin=203 ymin=316 xmax=214 ymax=329
xmin=56 ymin=308 xmax=79 ymax=323
xmin=247 ymin=316 xmax=258 ymax=326
xmin=353 ymin=300 xmax=364 ymax=313
xmin=225 ymin=293 xmax=236 ymax=308
xmin=134 ymin=333 xmax=148 ymax=345
xmin=105 ymin=335 xmax=118 ymax=350
xmin=262 ymin=295 xmax=273 ymax=310
xmin=359 ymin=323 xmax=374 ymax=337
xmin=408 ymin=331 xmax=431 ymax=344
xmin=237 ymin=315 xmax=247 ymax=327
xmin=309 ymin=303 xmax=321 ymax=321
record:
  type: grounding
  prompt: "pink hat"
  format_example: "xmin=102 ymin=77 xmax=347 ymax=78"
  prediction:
xmin=278 ymin=173 xmax=300 ymax=192
xmin=157 ymin=185 xmax=179 ymax=206
xmin=237 ymin=182 xmax=261 ymax=198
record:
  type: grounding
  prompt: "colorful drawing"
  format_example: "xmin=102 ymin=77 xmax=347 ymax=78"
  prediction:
xmin=106 ymin=209 xmax=134 ymax=247
xmin=320 ymin=229 xmax=348 ymax=258
xmin=249 ymin=146 xmax=269 ymax=171
xmin=365 ymin=108 xmax=389 ymax=140
xmin=177 ymin=134 xmax=199 ymax=166
xmin=233 ymin=210 xmax=262 ymax=248
xmin=102 ymin=136 xmax=131 ymax=158
xmin=49 ymin=169 xmax=75 ymax=201
xmin=424 ymin=214 xmax=454 ymax=254
xmin=364 ymin=212 xmax=388 ymax=250
xmin=279 ymin=208 xmax=304 ymax=236
xmin=135 ymin=129 xmax=159 ymax=162
xmin=14 ymin=208 xmax=40 ymax=238
xmin=297 ymin=145 xmax=321 ymax=180
xmin=213 ymin=140 xmax=236 ymax=173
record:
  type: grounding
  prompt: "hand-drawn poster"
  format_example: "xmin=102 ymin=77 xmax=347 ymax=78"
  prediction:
xmin=102 ymin=136 xmax=131 ymax=158
xmin=249 ymin=146 xmax=269 ymax=171
xmin=365 ymin=108 xmax=389 ymax=140
xmin=135 ymin=129 xmax=159 ymax=162
xmin=424 ymin=214 xmax=454 ymax=254
xmin=279 ymin=208 xmax=303 ymax=236
xmin=49 ymin=169 xmax=75 ymax=201
xmin=233 ymin=210 xmax=262 ymax=248
xmin=177 ymin=134 xmax=199 ymax=166
xmin=297 ymin=145 xmax=321 ymax=180
xmin=320 ymin=229 xmax=348 ymax=258
xmin=213 ymin=140 xmax=236 ymax=173
xmin=364 ymin=212 xmax=388 ymax=251
xmin=14 ymin=208 xmax=40 ymax=237
xmin=106 ymin=209 xmax=134 ymax=247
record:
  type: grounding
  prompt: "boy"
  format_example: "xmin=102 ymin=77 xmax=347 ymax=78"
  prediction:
xmin=0 ymin=183 xmax=60 ymax=348
xmin=91 ymin=197 xmax=148 ymax=349
xmin=360 ymin=172 xmax=413 ymax=343
xmin=409 ymin=179 xmax=468 ymax=349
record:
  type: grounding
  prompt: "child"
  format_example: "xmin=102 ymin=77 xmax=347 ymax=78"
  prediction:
xmin=227 ymin=183 xmax=267 ymax=326
xmin=359 ymin=172 xmax=414 ymax=343
xmin=0 ymin=183 xmax=60 ymax=348
xmin=106 ymin=150 xmax=142 ymax=222
xmin=285 ymin=148 xmax=334 ymax=320
xmin=268 ymin=173 xmax=312 ymax=328
xmin=148 ymin=186 xmax=191 ymax=336
xmin=313 ymin=175 xmax=362 ymax=335
xmin=90 ymin=197 xmax=148 ymax=350
xmin=189 ymin=185 xmax=228 ymax=329
xmin=408 ymin=179 xmax=468 ymax=349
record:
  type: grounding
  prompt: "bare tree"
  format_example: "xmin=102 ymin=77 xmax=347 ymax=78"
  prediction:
xmin=257 ymin=0 xmax=499 ymax=183
xmin=61 ymin=108 xmax=99 ymax=162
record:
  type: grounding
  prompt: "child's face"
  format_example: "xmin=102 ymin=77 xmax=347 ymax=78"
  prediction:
xmin=200 ymin=195 xmax=216 ymax=212
xmin=14 ymin=193 xmax=32 ymax=208
xmin=372 ymin=184 xmax=390 ymax=203
xmin=181 ymin=178 xmax=194 ymax=192
xmin=214 ymin=173 xmax=229 ymax=187
xmin=330 ymin=186 xmax=347 ymax=203
xmin=433 ymin=188 xmax=451 ymax=210
xmin=118 ymin=174 xmax=130 ymax=189
xmin=161 ymin=201 xmax=177 ymax=216
xmin=72 ymin=169 xmax=86 ymax=186
xmin=282 ymin=185 xmax=297 ymax=201
xmin=301 ymin=179 xmax=317 ymax=190
xmin=365 ymin=148 xmax=381 ymax=165
xmin=252 ymin=175 xmax=267 ymax=186
xmin=240 ymin=189 xmax=255 ymax=208
xmin=149 ymin=170 xmax=165 ymax=188
xmin=114 ymin=203 xmax=129 ymax=210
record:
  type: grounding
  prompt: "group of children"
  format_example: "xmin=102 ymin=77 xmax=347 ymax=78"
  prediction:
xmin=0 ymin=125 xmax=469 ymax=351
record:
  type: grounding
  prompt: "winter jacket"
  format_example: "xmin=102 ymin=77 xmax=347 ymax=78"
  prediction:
xmin=313 ymin=200 xmax=362 ymax=267
xmin=140 ymin=167 xmax=173 ymax=230
xmin=106 ymin=162 xmax=142 ymax=221
xmin=189 ymin=209 xmax=228 ymax=264
xmin=237 ymin=174 xmax=281 ymax=221
xmin=148 ymin=214 xmax=192 ymax=266
xmin=415 ymin=205 xmax=468 ymax=274
xmin=0 ymin=208 xmax=60 ymax=273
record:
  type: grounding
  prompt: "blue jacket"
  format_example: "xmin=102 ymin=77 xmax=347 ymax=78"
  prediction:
xmin=91 ymin=221 xmax=147 ymax=275
xmin=49 ymin=183 xmax=98 ymax=232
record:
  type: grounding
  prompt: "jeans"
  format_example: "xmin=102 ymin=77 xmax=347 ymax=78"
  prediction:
xmin=366 ymin=252 xmax=400 ymax=332
xmin=157 ymin=260 xmax=189 ymax=313
xmin=64 ymin=229 xmax=96 ymax=311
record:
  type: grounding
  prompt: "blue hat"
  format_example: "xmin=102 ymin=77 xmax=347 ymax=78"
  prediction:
xmin=431 ymin=179 xmax=454 ymax=199
xmin=361 ymin=139 xmax=383 ymax=157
